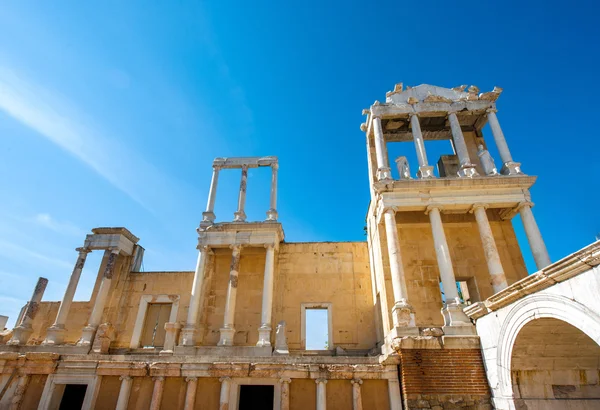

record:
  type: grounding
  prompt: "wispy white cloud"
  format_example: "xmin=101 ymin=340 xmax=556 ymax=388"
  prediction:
xmin=0 ymin=239 xmax=72 ymax=270
xmin=31 ymin=213 xmax=85 ymax=237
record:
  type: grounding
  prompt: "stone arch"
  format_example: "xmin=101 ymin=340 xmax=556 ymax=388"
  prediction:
xmin=495 ymin=293 xmax=600 ymax=399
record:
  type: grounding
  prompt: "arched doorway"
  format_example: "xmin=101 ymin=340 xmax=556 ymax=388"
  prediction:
xmin=511 ymin=317 xmax=600 ymax=408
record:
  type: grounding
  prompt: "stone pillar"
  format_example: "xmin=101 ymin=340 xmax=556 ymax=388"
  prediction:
xmin=257 ymin=244 xmax=276 ymax=347
xmin=9 ymin=375 xmax=29 ymax=410
xmin=266 ymin=163 xmax=278 ymax=221
xmin=8 ymin=277 xmax=48 ymax=345
xmin=233 ymin=165 xmax=248 ymax=222
xmin=181 ymin=246 xmax=210 ymax=346
xmin=78 ymin=248 xmax=119 ymax=346
xmin=427 ymin=207 xmax=472 ymax=328
xmin=372 ymin=116 xmax=392 ymax=181
xmin=382 ymin=208 xmax=415 ymax=330
xmin=472 ymin=204 xmax=508 ymax=293
xmin=448 ymin=112 xmax=478 ymax=177
xmin=160 ymin=322 xmax=182 ymax=355
xmin=44 ymin=247 xmax=91 ymax=345
xmin=219 ymin=245 xmax=242 ymax=346
xmin=519 ymin=202 xmax=551 ymax=269
xmin=149 ymin=377 xmax=165 ymax=410
xmin=280 ymin=378 xmax=291 ymax=410
xmin=184 ymin=377 xmax=198 ymax=410
xmin=315 ymin=378 xmax=327 ymax=410
xmin=115 ymin=376 xmax=133 ymax=410
xmin=219 ymin=377 xmax=231 ymax=410
xmin=487 ymin=109 xmax=522 ymax=175
xmin=409 ymin=113 xmax=435 ymax=178
xmin=351 ymin=379 xmax=363 ymax=410
xmin=387 ymin=379 xmax=402 ymax=410
xmin=202 ymin=165 xmax=221 ymax=223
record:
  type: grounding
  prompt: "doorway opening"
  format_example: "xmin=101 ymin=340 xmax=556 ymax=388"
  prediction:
xmin=238 ymin=385 xmax=274 ymax=410
xmin=58 ymin=384 xmax=87 ymax=410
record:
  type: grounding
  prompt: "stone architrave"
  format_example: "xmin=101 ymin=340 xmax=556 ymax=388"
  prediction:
xmin=8 ymin=277 xmax=48 ymax=345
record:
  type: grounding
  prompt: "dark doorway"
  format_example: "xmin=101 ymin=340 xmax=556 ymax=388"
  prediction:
xmin=59 ymin=384 xmax=87 ymax=410
xmin=239 ymin=385 xmax=274 ymax=410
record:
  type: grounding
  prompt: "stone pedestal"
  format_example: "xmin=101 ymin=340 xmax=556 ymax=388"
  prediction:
xmin=417 ymin=165 xmax=435 ymax=179
xmin=160 ymin=322 xmax=182 ymax=355
xmin=274 ymin=321 xmax=289 ymax=355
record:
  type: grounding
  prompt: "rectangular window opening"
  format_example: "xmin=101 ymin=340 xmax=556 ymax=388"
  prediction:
xmin=140 ymin=303 xmax=171 ymax=348
xmin=305 ymin=308 xmax=329 ymax=350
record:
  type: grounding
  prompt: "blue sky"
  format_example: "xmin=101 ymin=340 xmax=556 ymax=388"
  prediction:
xmin=1 ymin=1 xmax=599 ymax=328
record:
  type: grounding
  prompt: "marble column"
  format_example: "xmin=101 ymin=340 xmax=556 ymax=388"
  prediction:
xmin=44 ymin=247 xmax=91 ymax=345
xmin=219 ymin=377 xmax=231 ymax=410
xmin=8 ymin=277 xmax=48 ymax=345
xmin=115 ymin=376 xmax=133 ymax=410
xmin=257 ymin=244 xmax=276 ymax=346
xmin=316 ymin=378 xmax=327 ymax=410
xmin=427 ymin=207 xmax=471 ymax=327
xmin=486 ymin=109 xmax=522 ymax=175
xmin=519 ymin=202 xmax=551 ymax=269
xmin=219 ymin=245 xmax=242 ymax=346
xmin=9 ymin=375 xmax=29 ymax=410
xmin=448 ymin=112 xmax=478 ymax=177
xmin=233 ymin=165 xmax=249 ymax=222
xmin=382 ymin=208 xmax=415 ymax=328
xmin=280 ymin=378 xmax=291 ymax=410
xmin=351 ymin=379 xmax=363 ymax=410
xmin=161 ymin=322 xmax=182 ymax=355
xmin=472 ymin=204 xmax=508 ymax=293
xmin=266 ymin=163 xmax=279 ymax=221
xmin=78 ymin=248 xmax=119 ymax=346
xmin=184 ymin=377 xmax=198 ymax=410
xmin=372 ymin=116 xmax=392 ymax=181
xmin=181 ymin=246 xmax=210 ymax=346
xmin=202 ymin=165 xmax=221 ymax=223
xmin=149 ymin=377 xmax=165 ymax=410
xmin=409 ymin=113 xmax=434 ymax=178
xmin=387 ymin=379 xmax=402 ymax=410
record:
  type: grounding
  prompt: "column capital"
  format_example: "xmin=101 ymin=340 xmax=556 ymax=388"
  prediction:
xmin=351 ymin=378 xmax=363 ymax=385
xmin=185 ymin=377 xmax=198 ymax=383
xmin=408 ymin=111 xmax=419 ymax=118
xmin=469 ymin=203 xmax=489 ymax=213
xmin=424 ymin=205 xmax=441 ymax=215
xmin=516 ymin=201 xmax=534 ymax=212
xmin=271 ymin=162 xmax=279 ymax=171
xmin=153 ymin=376 xmax=165 ymax=382
xmin=264 ymin=243 xmax=276 ymax=250
xmin=315 ymin=378 xmax=328 ymax=384
xmin=279 ymin=377 xmax=292 ymax=384
xmin=213 ymin=164 xmax=222 ymax=171
xmin=76 ymin=247 xmax=91 ymax=254
xmin=486 ymin=107 xmax=498 ymax=114
xmin=119 ymin=375 xmax=132 ymax=381
xmin=198 ymin=245 xmax=214 ymax=254
xmin=241 ymin=164 xmax=249 ymax=171
xmin=382 ymin=206 xmax=398 ymax=216
xmin=230 ymin=244 xmax=244 ymax=252
xmin=219 ymin=376 xmax=231 ymax=383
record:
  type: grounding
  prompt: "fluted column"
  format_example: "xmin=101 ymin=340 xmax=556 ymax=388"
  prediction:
xmin=316 ymin=378 xmax=327 ymax=410
xmin=219 ymin=377 xmax=231 ymax=410
xmin=8 ymin=277 xmax=48 ymax=345
xmin=351 ymin=379 xmax=363 ymax=410
xmin=519 ymin=202 xmax=551 ymax=269
xmin=409 ymin=113 xmax=434 ymax=178
xmin=448 ymin=112 xmax=478 ymax=177
xmin=202 ymin=165 xmax=221 ymax=223
xmin=219 ymin=245 xmax=242 ymax=346
xmin=372 ymin=116 xmax=392 ymax=181
xmin=149 ymin=377 xmax=165 ymax=410
xmin=257 ymin=244 xmax=276 ymax=346
xmin=266 ymin=163 xmax=278 ymax=221
xmin=382 ymin=208 xmax=415 ymax=328
xmin=486 ymin=109 xmax=522 ymax=175
xmin=181 ymin=246 xmax=210 ymax=346
xmin=233 ymin=165 xmax=248 ymax=222
xmin=471 ymin=204 xmax=508 ymax=293
xmin=387 ymin=379 xmax=402 ymax=410
xmin=280 ymin=378 xmax=291 ymax=410
xmin=115 ymin=376 xmax=133 ymax=410
xmin=184 ymin=377 xmax=198 ymax=410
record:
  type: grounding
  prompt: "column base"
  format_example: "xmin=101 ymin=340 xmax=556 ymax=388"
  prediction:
xmin=501 ymin=161 xmax=522 ymax=175
xmin=391 ymin=302 xmax=416 ymax=327
xmin=160 ymin=322 xmax=182 ymax=355
xmin=233 ymin=211 xmax=247 ymax=222
xmin=6 ymin=325 xmax=33 ymax=346
xmin=417 ymin=165 xmax=435 ymax=179
xmin=201 ymin=211 xmax=216 ymax=223
xmin=376 ymin=167 xmax=393 ymax=181
xmin=457 ymin=164 xmax=479 ymax=178
xmin=265 ymin=209 xmax=278 ymax=221
xmin=180 ymin=325 xmax=198 ymax=347
xmin=218 ymin=327 xmax=235 ymax=346
xmin=256 ymin=326 xmax=272 ymax=347
xmin=42 ymin=325 xmax=66 ymax=345
xmin=441 ymin=303 xmax=473 ymax=327
xmin=76 ymin=325 xmax=97 ymax=347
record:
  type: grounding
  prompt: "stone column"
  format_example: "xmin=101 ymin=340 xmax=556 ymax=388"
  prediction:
xmin=372 ymin=116 xmax=392 ymax=181
xmin=219 ymin=245 xmax=242 ymax=346
xmin=487 ymin=109 xmax=522 ymax=175
xmin=44 ymin=247 xmax=91 ymax=345
xmin=181 ymin=246 xmax=210 ymax=346
xmin=9 ymin=375 xmax=29 ymax=410
xmin=448 ymin=112 xmax=478 ymax=177
xmin=382 ymin=208 xmax=415 ymax=329
xmin=409 ymin=113 xmax=434 ymax=178
xmin=315 ymin=378 xmax=327 ymax=410
xmin=78 ymin=248 xmax=119 ymax=346
xmin=266 ymin=163 xmax=278 ymax=221
xmin=427 ymin=207 xmax=471 ymax=328
xmin=160 ymin=322 xmax=182 ymax=355
xmin=351 ymin=379 xmax=363 ymax=410
xmin=257 ymin=244 xmax=276 ymax=347
xmin=149 ymin=377 xmax=165 ymax=410
xmin=219 ymin=377 xmax=231 ymax=410
xmin=202 ymin=165 xmax=221 ymax=223
xmin=471 ymin=204 xmax=508 ymax=293
xmin=233 ymin=165 xmax=249 ymax=222
xmin=8 ymin=277 xmax=48 ymax=345
xmin=115 ymin=376 xmax=133 ymax=410
xmin=280 ymin=378 xmax=291 ymax=410
xmin=519 ymin=202 xmax=551 ymax=269
xmin=184 ymin=377 xmax=198 ymax=410
xmin=387 ymin=379 xmax=402 ymax=410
